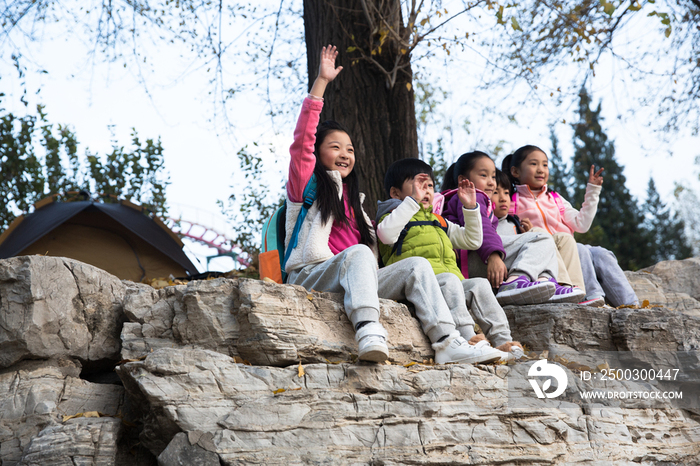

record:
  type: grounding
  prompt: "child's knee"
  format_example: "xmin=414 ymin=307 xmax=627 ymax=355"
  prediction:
xmin=577 ymin=243 xmax=592 ymax=260
xmin=463 ymin=277 xmax=491 ymax=293
xmin=554 ymin=232 xmax=575 ymax=246
xmin=344 ymin=244 xmax=375 ymax=262
xmin=403 ymin=256 xmax=432 ymax=271
xmin=438 ymin=272 xmax=462 ymax=289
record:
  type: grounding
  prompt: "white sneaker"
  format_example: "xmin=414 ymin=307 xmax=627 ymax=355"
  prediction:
xmin=355 ymin=323 xmax=389 ymax=363
xmin=434 ymin=335 xmax=502 ymax=364
xmin=496 ymin=344 xmax=525 ymax=362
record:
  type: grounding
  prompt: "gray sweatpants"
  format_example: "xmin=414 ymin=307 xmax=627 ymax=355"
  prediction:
xmin=437 ymin=274 xmax=514 ymax=347
xmin=469 ymin=231 xmax=558 ymax=282
xmin=577 ymin=244 xmax=639 ymax=307
xmin=287 ymin=244 xmax=457 ymax=343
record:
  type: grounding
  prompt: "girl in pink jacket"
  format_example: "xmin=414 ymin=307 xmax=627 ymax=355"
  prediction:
xmin=284 ymin=45 xmax=502 ymax=365
xmin=502 ymin=145 xmax=639 ymax=307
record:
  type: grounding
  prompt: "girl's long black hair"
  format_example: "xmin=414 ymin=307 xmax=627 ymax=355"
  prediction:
xmin=312 ymin=120 xmax=375 ymax=247
xmin=501 ymin=145 xmax=545 ymax=193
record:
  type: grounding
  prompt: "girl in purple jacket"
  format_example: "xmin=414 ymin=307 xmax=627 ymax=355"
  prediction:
xmin=442 ymin=152 xmax=582 ymax=305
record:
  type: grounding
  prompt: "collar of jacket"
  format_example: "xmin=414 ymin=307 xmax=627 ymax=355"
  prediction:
xmin=516 ymin=183 xmax=548 ymax=197
xmin=326 ymin=169 xmax=365 ymax=204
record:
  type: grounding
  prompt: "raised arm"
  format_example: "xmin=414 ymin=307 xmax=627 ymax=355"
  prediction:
xmin=447 ymin=205 xmax=483 ymax=250
xmin=287 ymin=45 xmax=343 ymax=202
xmin=376 ymin=198 xmax=420 ymax=245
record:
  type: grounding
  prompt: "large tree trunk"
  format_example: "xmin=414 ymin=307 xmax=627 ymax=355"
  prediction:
xmin=303 ymin=0 xmax=417 ymax=218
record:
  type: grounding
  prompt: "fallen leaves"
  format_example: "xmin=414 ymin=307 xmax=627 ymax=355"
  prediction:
xmin=63 ymin=411 xmax=105 ymax=422
xmin=617 ymin=299 xmax=662 ymax=309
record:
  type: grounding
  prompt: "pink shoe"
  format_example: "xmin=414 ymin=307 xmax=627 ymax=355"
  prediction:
xmin=579 ymin=296 xmax=606 ymax=307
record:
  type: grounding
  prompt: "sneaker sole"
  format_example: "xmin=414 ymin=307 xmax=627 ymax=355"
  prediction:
xmin=497 ymin=282 xmax=556 ymax=305
xmin=358 ymin=346 xmax=389 ymax=363
xmin=550 ymin=291 xmax=586 ymax=304
xmin=437 ymin=350 xmax=503 ymax=365
xmin=579 ymin=297 xmax=606 ymax=307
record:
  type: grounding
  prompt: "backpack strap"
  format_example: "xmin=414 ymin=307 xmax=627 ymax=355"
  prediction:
xmin=507 ymin=214 xmax=524 ymax=234
xmin=391 ymin=220 xmax=448 ymax=256
xmin=509 ymin=192 xmax=518 ymax=216
xmin=433 ymin=213 xmax=448 ymax=228
xmin=282 ymin=174 xmax=317 ymax=272
xmin=550 ymin=191 xmax=566 ymax=217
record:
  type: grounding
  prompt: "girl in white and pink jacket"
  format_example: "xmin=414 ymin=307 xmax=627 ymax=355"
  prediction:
xmin=502 ymin=145 xmax=639 ymax=307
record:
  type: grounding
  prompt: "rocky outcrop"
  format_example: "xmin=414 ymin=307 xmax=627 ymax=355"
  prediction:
xmin=0 ymin=358 xmax=127 ymax=465
xmin=0 ymin=256 xmax=127 ymax=368
xmin=19 ymin=417 xmax=123 ymax=466
xmin=1 ymin=255 xmax=700 ymax=465
xmin=122 ymin=278 xmax=433 ymax=366
xmin=115 ymin=347 xmax=700 ymax=465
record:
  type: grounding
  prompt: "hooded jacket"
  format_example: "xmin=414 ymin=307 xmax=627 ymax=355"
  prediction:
xmin=284 ymin=97 xmax=377 ymax=273
xmin=510 ymin=184 xmax=601 ymax=235
xmin=442 ymin=189 xmax=505 ymax=277
xmin=375 ymin=197 xmax=482 ymax=279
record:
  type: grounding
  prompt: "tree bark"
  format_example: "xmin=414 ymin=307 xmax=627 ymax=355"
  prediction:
xmin=303 ymin=0 xmax=417 ymax=218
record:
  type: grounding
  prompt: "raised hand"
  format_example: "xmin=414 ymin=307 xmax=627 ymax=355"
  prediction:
xmin=309 ymin=45 xmax=343 ymax=98
xmin=589 ymin=165 xmax=604 ymax=186
xmin=318 ymin=45 xmax=343 ymax=83
xmin=457 ymin=178 xmax=477 ymax=209
xmin=411 ymin=174 xmax=431 ymax=203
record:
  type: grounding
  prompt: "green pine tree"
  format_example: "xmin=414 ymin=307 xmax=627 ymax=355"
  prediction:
xmin=642 ymin=177 xmax=693 ymax=262
xmin=547 ymin=126 xmax=572 ymax=199
xmin=571 ymin=88 xmax=651 ymax=270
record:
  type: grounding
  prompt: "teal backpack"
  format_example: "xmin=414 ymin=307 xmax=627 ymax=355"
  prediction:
xmin=259 ymin=175 xmax=317 ymax=283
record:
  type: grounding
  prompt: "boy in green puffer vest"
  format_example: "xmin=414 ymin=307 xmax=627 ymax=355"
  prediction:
xmin=376 ymin=159 xmax=524 ymax=361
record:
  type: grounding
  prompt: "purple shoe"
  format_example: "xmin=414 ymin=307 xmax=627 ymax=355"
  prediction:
xmin=495 ymin=275 xmax=556 ymax=305
xmin=548 ymin=278 xmax=586 ymax=303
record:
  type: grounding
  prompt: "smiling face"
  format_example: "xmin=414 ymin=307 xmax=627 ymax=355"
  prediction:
xmin=318 ymin=130 xmax=355 ymax=178
xmin=491 ymin=185 xmax=511 ymax=219
xmin=460 ymin=156 xmax=497 ymax=197
xmin=512 ymin=150 xmax=549 ymax=190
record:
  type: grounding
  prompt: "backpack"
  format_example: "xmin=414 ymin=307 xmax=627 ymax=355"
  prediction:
xmin=259 ymin=175 xmax=317 ymax=284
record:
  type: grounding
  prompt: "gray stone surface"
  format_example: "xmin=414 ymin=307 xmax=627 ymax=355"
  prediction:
xmin=234 ymin=279 xmax=433 ymax=366
xmin=642 ymin=256 xmax=700 ymax=302
xmin=0 ymin=256 xmax=126 ymax=368
xmin=157 ymin=432 xmax=220 ymax=466
xmin=19 ymin=417 xmax=123 ymax=466
xmin=626 ymin=269 xmax=700 ymax=316
xmin=0 ymin=358 xmax=126 ymax=465
xmin=122 ymin=278 xmax=433 ymax=366
xmin=2 ymin=254 xmax=700 ymax=465
xmin=121 ymin=278 xmax=240 ymax=361
xmin=116 ymin=347 xmax=700 ymax=465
